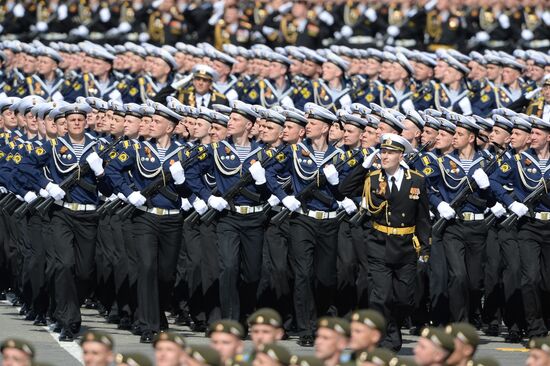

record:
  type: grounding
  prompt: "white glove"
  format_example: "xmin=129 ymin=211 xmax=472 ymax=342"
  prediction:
xmin=57 ymin=4 xmax=68 ymax=20
xmin=0 ymin=24 xmax=3 ymax=34
xmin=262 ymin=26 xmax=276 ymax=36
xmin=508 ymin=201 xmax=528 ymax=218
xmin=278 ymin=2 xmax=293 ymax=14
xmin=152 ymin=0 xmax=163 ymax=8
xmin=208 ymin=195 xmax=229 ymax=212
xmin=46 ymin=182 xmax=65 ymax=201
xmin=249 ymin=161 xmax=266 ymax=185
xmin=526 ymin=87 xmax=541 ymax=100
xmin=340 ymin=25 xmax=353 ymax=38
xmin=282 ymin=195 xmax=301 ymax=212
xmin=169 ymin=161 xmax=185 ymax=185
xmin=437 ymin=201 xmax=456 ymax=220
xmin=323 ymin=164 xmax=339 ymax=185
xmin=105 ymin=28 xmax=120 ymax=36
xmin=86 ymin=152 xmax=104 ymax=176
xmin=192 ymin=198 xmax=208 ymax=215
xmin=181 ymin=198 xmax=193 ymax=212
xmin=71 ymin=25 xmax=89 ymax=37
xmin=36 ymin=21 xmax=48 ymax=32
xmin=13 ymin=3 xmax=25 ymax=17
xmin=339 ymin=197 xmax=357 ymax=214
xmin=490 ymin=202 xmax=506 ymax=218
xmin=118 ymin=21 xmax=131 ymax=33
xmin=117 ymin=192 xmax=128 ymax=202
xmin=39 ymin=189 xmax=49 ymax=198
xmin=0 ymin=186 xmax=7 ymax=194
xmin=476 ymin=31 xmax=490 ymax=43
xmin=106 ymin=194 xmax=117 ymax=202
xmin=24 ymin=192 xmax=38 ymax=204
xmin=138 ymin=32 xmax=150 ymax=42
xmin=362 ymin=149 xmax=379 ymax=169
xmin=387 ymin=25 xmax=400 ymax=37
xmin=498 ymin=13 xmax=510 ymax=29
xmin=99 ymin=7 xmax=111 ymax=22
xmin=170 ymin=74 xmax=192 ymax=89
xmin=522 ymin=29 xmax=534 ymax=41
xmin=365 ymin=8 xmax=377 ymax=22
xmin=472 ymin=168 xmax=489 ymax=189
xmin=268 ymin=194 xmax=280 ymax=207
xmin=16 ymin=195 xmax=23 ymax=202
xmin=128 ymin=191 xmax=147 ymax=207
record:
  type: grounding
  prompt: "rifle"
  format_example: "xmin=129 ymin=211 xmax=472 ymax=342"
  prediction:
xmin=115 ymin=145 xmax=204 ymax=221
xmin=432 ymin=146 xmax=508 ymax=236
xmin=405 ymin=140 xmax=434 ymax=167
xmin=33 ymin=137 xmax=123 ymax=216
xmin=188 ymin=144 xmax=287 ymax=226
xmin=270 ymin=148 xmax=363 ymax=226
xmin=98 ymin=144 xmax=201 ymax=217
xmin=500 ymin=177 xmax=550 ymax=227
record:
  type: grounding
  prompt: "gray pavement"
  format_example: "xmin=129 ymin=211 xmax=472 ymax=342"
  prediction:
xmin=0 ymin=301 xmax=529 ymax=365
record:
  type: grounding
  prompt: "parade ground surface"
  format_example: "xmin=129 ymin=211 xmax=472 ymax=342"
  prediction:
xmin=0 ymin=301 xmax=529 ymax=365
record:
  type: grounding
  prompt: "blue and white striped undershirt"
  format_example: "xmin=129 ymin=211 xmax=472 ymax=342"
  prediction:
xmin=539 ymin=159 xmax=547 ymax=173
xmin=461 ymin=159 xmax=473 ymax=175
xmin=235 ymin=144 xmax=251 ymax=163
xmin=72 ymin=143 xmax=84 ymax=160
xmin=157 ymin=147 xmax=167 ymax=163
xmin=313 ymin=150 xmax=325 ymax=167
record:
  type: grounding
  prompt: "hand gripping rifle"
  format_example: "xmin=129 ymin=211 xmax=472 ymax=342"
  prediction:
xmin=500 ymin=177 xmax=550 ymax=227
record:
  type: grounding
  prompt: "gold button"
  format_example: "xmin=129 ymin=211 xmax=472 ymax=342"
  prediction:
xmin=388 ymin=212 xmax=391 ymax=215
xmin=402 ymin=213 xmax=405 ymax=217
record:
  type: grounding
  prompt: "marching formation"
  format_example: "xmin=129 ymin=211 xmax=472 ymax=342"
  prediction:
xmin=0 ymin=3 xmax=550 ymax=366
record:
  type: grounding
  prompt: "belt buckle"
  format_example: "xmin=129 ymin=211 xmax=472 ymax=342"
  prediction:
xmin=463 ymin=212 xmax=472 ymax=221
xmin=315 ymin=211 xmax=324 ymax=220
xmin=391 ymin=227 xmax=398 ymax=235
xmin=239 ymin=206 xmax=248 ymax=214
xmin=542 ymin=212 xmax=549 ymax=220
xmin=70 ymin=203 xmax=78 ymax=211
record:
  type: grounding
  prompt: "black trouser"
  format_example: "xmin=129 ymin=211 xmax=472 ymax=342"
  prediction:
xmin=133 ymin=211 xmax=182 ymax=332
xmin=42 ymin=211 xmax=57 ymax=318
xmin=109 ymin=214 xmax=133 ymax=318
xmin=179 ymin=216 xmax=200 ymax=322
xmin=258 ymin=209 xmax=292 ymax=326
xmin=498 ymin=223 xmax=525 ymax=333
xmin=200 ymin=220 xmax=221 ymax=324
xmin=443 ymin=220 xmax=488 ymax=323
xmin=27 ymin=212 xmax=49 ymax=315
xmin=51 ymin=207 xmax=98 ymax=329
xmin=429 ymin=231 xmax=449 ymax=326
xmin=517 ymin=217 xmax=550 ymax=337
xmin=352 ymin=219 xmax=372 ymax=308
xmin=483 ymin=224 xmax=504 ymax=328
xmin=95 ymin=213 xmax=114 ymax=310
xmin=289 ymin=214 xmax=339 ymax=336
xmin=216 ymin=211 xmax=266 ymax=321
xmin=367 ymin=232 xmax=416 ymax=352
xmin=19 ymin=213 xmax=33 ymax=307
xmin=411 ymin=260 xmax=430 ymax=328
xmin=0 ymin=207 xmax=9 ymax=293
xmin=336 ymin=220 xmax=358 ymax=317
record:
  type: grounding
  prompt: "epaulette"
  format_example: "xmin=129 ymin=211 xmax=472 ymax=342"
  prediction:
xmin=369 ymin=169 xmax=382 ymax=176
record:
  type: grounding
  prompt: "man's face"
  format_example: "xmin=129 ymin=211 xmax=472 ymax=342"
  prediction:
xmin=194 ymin=118 xmax=211 ymax=140
xmin=227 ymin=113 xmax=252 ymax=137
xmin=502 ymin=67 xmax=520 ymax=86
xmin=380 ymin=148 xmax=402 ymax=171
xmin=329 ymin=123 xmax=344 ymax=144
xmin=542 ymin=85 xmax=550 ymax=103
xmin=486 ymin=64 xmax=501 ymax=81
xmin=213 ymin=60 xmax=231 ymax=79
xmin=250 ymin=324 xmax=283 ymax=349
xmin=82 ymin=342 xmax=113 ymax=366
xmin=468 ymin=61 xmax=486 ymax=81
xmin=306 ymin=119 xmax=329 ymax=140
xmin=414 ymin=63 xmax=433 ymax=82
xmin=154 ymin=341 xmax=182 ymax=366
xmin=302 ymin=60 xmax=318 ymax=78
xmin=436 ymin=130 xmax=454 ymax=151
xmin=343 ymin=124 xmax=362 ymax=147
xmin=445 ymin=340 xmax=473 ymax=366
xmin=530 ymin=128 xmax=550 ymax=151
xmin=322 ymin=62 xmax=342 ymax=82
xmin=401 ymin=120 xmax=420 ymax=145
xmin=1 ymin=349 xmax=32 ymax=366
xmin=92 ymin=58 xmax=111 ymax=78
xmin=361 ymin=126 xmax=378 ymax=148
xmin=261 ymin=122 xmax=283 ymax=145
xmin=526 ymin=349 xmax=550 ymax=366
xmin=349 ymin=323 xmax=380 ymax=351
xmin=124 ymin=115 xmax=141 ymax=137
xmin=25 ymin=112 xmax=38 ymax=133
xmin=151 ymin=58 xmax=171 ymax=80
xmin=22 ymin=54 xmax=36 ymax=74
xmin=110 ymin=114 xmax=125 ymax=136
xmin=66 ymin=113 xmax=87 ymax=136
xmin=489 ymin=126 xmax=510 ymax=147
xmin=434 ymin=60 xmax=448 ymax=80
xmin=45 ymin=116 xmax=58 ymax=136
xmin=209 ymin=333 xmax=243 ymax=363
xmin=529 ymin=65 xmax=545 ymax=82
xmin=442 ymin=66 xmax=462 ymax=85
xmin=421 ymin=126 xmax=439 ymax=146
xmin=37 ymin=56 xmax=57 ymax=76
xmin=413 ymin=338 xmax=448 ymax=366
xmin=149 ymin=115 xmax=173 ymax=139
xmin=379 ymin=61 xmax=393 ymax=81
xmin=366 ymin=58 xmax=381 ymax=77
xmin=510 ymin=129 xmax=531 ymax=150
xmin=269 ymin=62 xmax=288 ymax=79
xmin=209 ymin=124 xmax=228 ymax=143
xmin=193 ymin=77 xmax=212 ymax=95
xmin=283 ymin=122 xmax=305 ymax=144
xmin=452 ymin=127 xmax=473 ymax=150
xmin=375 ymin=122 xmax=398 ymax=140
xmin=2 ymin=109 xmax=17 ymax=129
xmin=56 ymin=118 xmax=67 ymax=136
xmin=314 ymin=328 xmax=346 ymax=361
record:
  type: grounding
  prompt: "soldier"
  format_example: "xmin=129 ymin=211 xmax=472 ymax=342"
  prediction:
xmin=1 ymin=338 xmax=35 ymax=366
xmin=468 ymin=52 xmax=498 ymax=117
xmin=349 ymin=309 xmax=386 ymax=355
xmin=425 ymin=0 xmax=466 ymax=51
xmin=27 ymin=47 xmax=65 ymax=101
xmin=413 ymin=328 xmax=455 ymax=366
xmin=434 ymin=53 xmax=473 ymax=115
xmin=247 ymin=308 xmax=285 ymax=350
xmin=385 ymin=0 xmax=426 ymax=49
xmin=314 ymin=317 xmax=350 ymax=366
xmin=208 ymin=320 xmax=245 ymax=364
xmin=144 ymin=0 xmax=191 ymax=45
xmin=80 ymin=331 xmax=115 ymax=366
xmin=352 ymin=49 xmax=384 ymax=108
xmin=253 ymin=343 xmax=291 ymax=366
xmin=211 ymin=51 xmax=239 ymax=105
xmin=170 ymin=65 xmax=229 ymax=109
xmin=526 ymin=337 xmax=550 ymax=366
xmin=496 ymin=57 xmax=533 ymax=108
xmin=183 ymin=345 xmax=222 ymax=366
xmin=153 ymin=332 xmax=186 ymax=366
xmin=214 ymin=3 xmax=254 ymax=50
xmin=444 ymin=323 xmax=480 ymax=366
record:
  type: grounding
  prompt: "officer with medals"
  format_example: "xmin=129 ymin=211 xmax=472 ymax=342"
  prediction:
xmin=265 ymin=103 xmax=347 ymax=347
xmin=489 ymin=115 xmax=550 ymax=342
xmin=424 ymin=114 xmax=494 ymax=324
xmin=341 ymin=133 xmax=431 ymax=352
xmin=17 ymin=102 xmax=108 ymax=341
xmin=425 ymin=0 xmax=466 ymax=51
xmin=105 ymin=101 xmax=185 ymax=343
